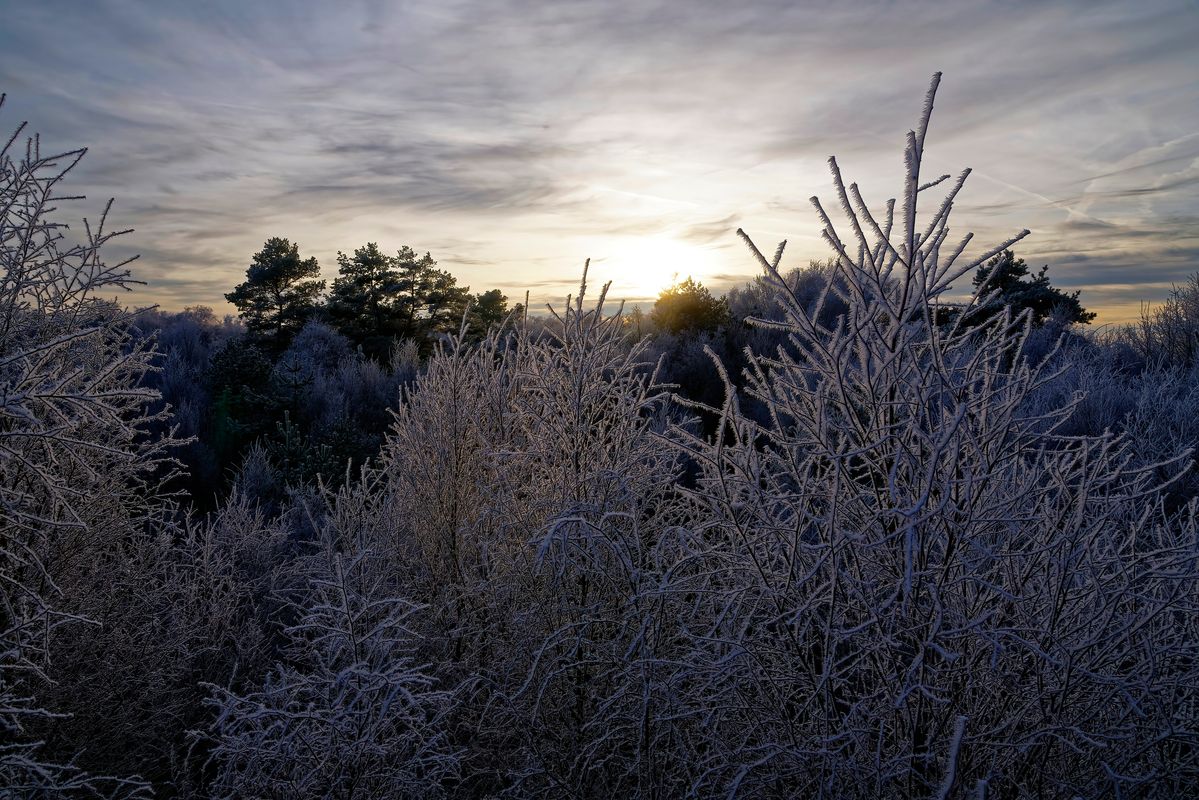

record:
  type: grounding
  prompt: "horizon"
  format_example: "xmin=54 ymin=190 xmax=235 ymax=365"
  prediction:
xmin=2 ymin=0 xmax=1196 ymax=324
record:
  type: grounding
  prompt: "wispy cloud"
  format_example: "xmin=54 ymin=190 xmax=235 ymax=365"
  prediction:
xmin=1 ymin=0 xmax=1196 ymax=321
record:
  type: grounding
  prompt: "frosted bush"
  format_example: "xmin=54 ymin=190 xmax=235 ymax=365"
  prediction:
xmin=495 ymin=269 xmax=686 ymax=794
xmin=661 ymin=74 xmax=1199 ymax=797
xmin=369 ymin=274 xmax=691 ymax=794
xmin=206 ymin=535 xmax=459 ymax=799
xmin=1 ymin=92 xmax=176 ymax=796
xmin=1130 ymin=274 xmax=1199 ymax=367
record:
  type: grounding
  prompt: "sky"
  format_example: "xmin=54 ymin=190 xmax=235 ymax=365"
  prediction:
xmin=1 ymin=0 xmax=1197 ymax=323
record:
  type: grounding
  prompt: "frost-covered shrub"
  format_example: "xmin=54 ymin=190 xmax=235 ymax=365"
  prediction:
xmin=334 ymin=353 xmax=405 ymax=443
xmin=1120 ymin=365 xmax=1199 ymax=505
xmin=382 ymin=326 xmax=512 ymax=593
xmin=1127 ymin=273 xmax=1199 ymax=367
xmin=32 ymin=500 xmax=287 ymax=790
xmin=494 ymin=271 xmax=685 ymax=795
xmin=658 ymin=73 xmax=1199 ymax=798
xmin=365 ymin=322 xmax=525 ymax=792
xmin=370 ymin=273 xmax=691 ymax=795
xmin=286 ymin=320 xmax=353 ymax=374
xmin=132 ymin=308 xmax=242 ymax=494
xmin=206 ymin=536 xmax=459 ymax=799
xmin=0 ymin=92 xmax=176 ymax=796
xmin=1028 ymin=342 xmax=1199 ymax=507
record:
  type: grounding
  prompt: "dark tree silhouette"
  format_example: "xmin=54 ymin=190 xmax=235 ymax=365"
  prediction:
xmin=969 ymin=249 xmax=1094 ymax=326
xmin=325 ymin=243 xmax=476 ymax=355
xmin=392 ymin=246 xmax=470 ymax=345
xmin=393 ymin=248 xmax=467 ymax=340
xmin=650 ymin=276 xmax=729 ymax=334
xmin=327 ymin=242 xmax=404 ymax=354
xmin=468 ymin=288 xmax=509 ymax=337
xmin=225 ymin=238 xmax=325 ymax=350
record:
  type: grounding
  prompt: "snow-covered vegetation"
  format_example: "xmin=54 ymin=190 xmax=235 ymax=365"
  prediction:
xmin=3 ymin=76 xmax=1198 ymax=797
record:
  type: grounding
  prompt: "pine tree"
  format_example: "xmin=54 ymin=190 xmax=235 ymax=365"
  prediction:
xmin=467 ymin=288 xmax=509 ymax=338
xmin=968 ymin=249 xmax=1094 ymax=326
xmin=650 ymin=276 xmax=730 ymax=334
xmin=393 ymin=247 xmax=469 ymax=345
xmin=225 ymin=238 xmax=324 ymax=350
xmin=327 ymin=242 xmax=403 ymax=347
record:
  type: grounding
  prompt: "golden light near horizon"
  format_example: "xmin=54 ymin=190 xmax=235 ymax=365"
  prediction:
xmin=588 ymin=234 xmax=729 ymax=302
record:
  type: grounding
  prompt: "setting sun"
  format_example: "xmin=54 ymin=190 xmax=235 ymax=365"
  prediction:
xmin=592 ymin=235 xmax=727 ymax=301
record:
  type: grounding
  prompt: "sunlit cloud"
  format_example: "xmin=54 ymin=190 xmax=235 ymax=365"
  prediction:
xmin=1 ymin=0 xmax=1196 ymax=321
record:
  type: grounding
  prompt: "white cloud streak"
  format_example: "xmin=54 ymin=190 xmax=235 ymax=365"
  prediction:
xmin=1 ymin=0 xmax=1195 ymax=320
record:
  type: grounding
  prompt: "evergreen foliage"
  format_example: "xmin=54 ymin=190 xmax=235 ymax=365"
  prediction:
xmin=967 ymin=248 xmax=1094 ymax=326
xmin=650 ymin=276 xmax=729 ymax=334
xmin=225 ymin=238 xmax=324 ymax=351
xmin=327 ymin=243 xmax=473 ymax=357
xmin=393 ymin=246 xmax=470 ymax=347
xmin=467 ymin=288 xmax=509 ymax=338
xmin=327 ymin=242 xmax=404 ymax=349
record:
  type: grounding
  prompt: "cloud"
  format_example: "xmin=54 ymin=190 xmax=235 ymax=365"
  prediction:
xmin=678 ymin=214 xmax=742 ymax=245
xmin=1071 ymin=147 xmax=1199 ymax=184
xmin=0 ymin=0 xmax=1196 ymax=319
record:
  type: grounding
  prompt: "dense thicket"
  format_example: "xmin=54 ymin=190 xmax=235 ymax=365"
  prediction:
xmin=4 ymin=76 xmax=1199 ymax=798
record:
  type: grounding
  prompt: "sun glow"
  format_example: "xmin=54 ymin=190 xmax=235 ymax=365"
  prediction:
xmin=593 ymin=235 xmax=727 ymax=302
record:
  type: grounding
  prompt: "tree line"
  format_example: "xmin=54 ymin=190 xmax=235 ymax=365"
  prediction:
xmin=152 ymin=227 xmax=1093 ymax=513
xmin=134 ymin=238 xmax=517 ymax=507
xmin=225 ymin=237 xmax=515 ymax=358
